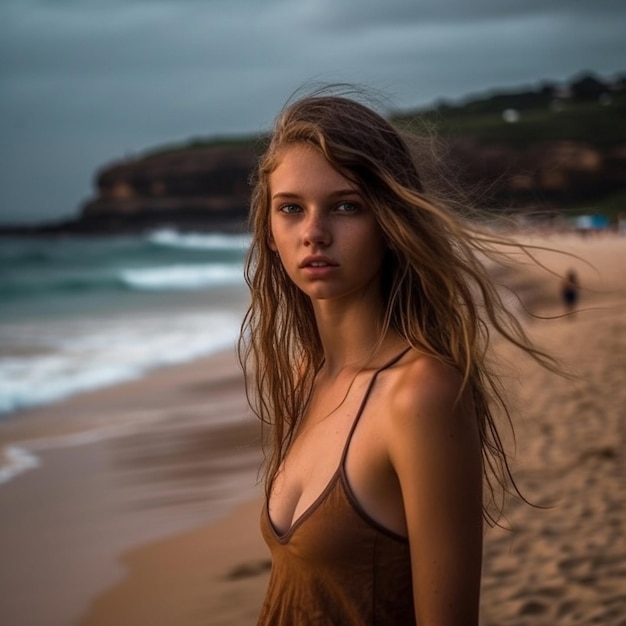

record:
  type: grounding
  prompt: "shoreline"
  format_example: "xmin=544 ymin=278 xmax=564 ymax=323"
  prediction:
xmin=0 ymin=347 xmax=247 ymax=472
xmin=0 ymin=347 xmax=265 ymax=626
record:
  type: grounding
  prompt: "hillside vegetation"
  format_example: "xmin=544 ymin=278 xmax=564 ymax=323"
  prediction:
xmin=393 ymin=72 xmax=626 ymax=149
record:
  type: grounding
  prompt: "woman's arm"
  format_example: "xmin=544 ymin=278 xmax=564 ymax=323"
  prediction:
xmin=388 ymin=356 xmax=483 ymax=625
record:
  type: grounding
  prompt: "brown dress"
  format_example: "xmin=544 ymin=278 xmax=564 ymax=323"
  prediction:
xmin=258 ymin=349 xmax=416 ymax=625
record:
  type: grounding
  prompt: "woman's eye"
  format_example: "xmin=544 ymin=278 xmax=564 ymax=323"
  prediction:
xmin=279 ymin=204 xmax=302 ymax=214
xmin=336 ymin=201 xmax=358 ymax=213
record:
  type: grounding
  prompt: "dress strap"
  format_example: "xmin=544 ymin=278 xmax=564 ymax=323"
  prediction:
xmin=339 ymin=346 xmax=411 ymax=465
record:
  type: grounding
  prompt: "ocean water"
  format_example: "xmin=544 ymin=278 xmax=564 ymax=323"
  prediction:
xmin=0 ymin=229 xmax=250 ymax=417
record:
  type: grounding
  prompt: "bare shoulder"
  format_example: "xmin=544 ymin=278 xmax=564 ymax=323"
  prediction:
xmin=388 ymin=351 xmax=471 ymax=429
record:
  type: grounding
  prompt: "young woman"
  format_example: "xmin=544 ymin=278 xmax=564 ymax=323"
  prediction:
xmin=239 ymin=93 xmax=553 ymax=625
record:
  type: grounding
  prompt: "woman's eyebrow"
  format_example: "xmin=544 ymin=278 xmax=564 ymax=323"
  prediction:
xmin=271 ymin=188 xmax=360 ymax=201
xmin=271 ymin=191 xmax=300 ymax=200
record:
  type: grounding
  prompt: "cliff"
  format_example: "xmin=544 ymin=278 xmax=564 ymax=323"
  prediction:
xmin=77 ymin=142 xmax=260 ymax=233
xmin=66 ymin=137 xmax=626 ymax=235
xmin=443 ymin=139 xmax=626 ymax=210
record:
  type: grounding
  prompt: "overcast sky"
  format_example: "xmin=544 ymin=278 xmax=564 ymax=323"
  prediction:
xmin=1 ymin=0 xmax=625 ymax=224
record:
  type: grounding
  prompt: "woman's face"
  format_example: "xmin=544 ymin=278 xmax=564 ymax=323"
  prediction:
xmin=268 ymin=144 xmax=387 ymax=304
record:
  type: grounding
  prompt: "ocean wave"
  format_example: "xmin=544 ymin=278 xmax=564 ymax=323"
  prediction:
xmin=1 ymin=236 xmax=248 ymax=310
xmin=0 ymin=247 xmax=53 ymax=265
xmin=119 ymin=263 xmax=244 ymax=290
xmin=0 ymin=273 xmax=127 ymax=299
xmin=147 ymin=229 xmax=251 ymax=251
xmin=0 ymin=357 xmax=142 ymax=415
xmin=2 ymin=263 xmax=245 ymax=300
xmin=0 ymin=310 xmax=242 ymax=416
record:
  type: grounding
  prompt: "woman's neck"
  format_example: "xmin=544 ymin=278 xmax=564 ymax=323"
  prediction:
xmin=312 ymin=296 xmax=401 ymax=377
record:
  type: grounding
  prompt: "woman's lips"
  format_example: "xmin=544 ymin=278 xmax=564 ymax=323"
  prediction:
xmin=299 ymin=255 xmax=338 ymax=268
xmin=299 ymin=256 xmax=339 ymax=277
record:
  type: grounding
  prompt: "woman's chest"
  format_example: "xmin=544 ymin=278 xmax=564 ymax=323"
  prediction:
xmin=268 ymin=380 xmax=396 ymax=537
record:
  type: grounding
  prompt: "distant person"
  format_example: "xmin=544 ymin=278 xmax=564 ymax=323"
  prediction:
xmin=239 ymin=91 xmax=558 ymax=625
xmin=561 ymin=269 xmax=580 ymax=316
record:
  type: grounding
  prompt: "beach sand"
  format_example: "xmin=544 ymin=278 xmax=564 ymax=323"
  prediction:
xmin=0 ymin=350 xmax=265 ymax=626
xmin=478 ymin=233 xmax=626 ymax=625
xmin=1 ymin=232 xmax=625 ymax=626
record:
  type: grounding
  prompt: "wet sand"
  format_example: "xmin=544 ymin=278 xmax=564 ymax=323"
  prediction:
xmin=1 ymin=232 xmax=625 ymax=626
xmin=0 ymin=351 xmax=264 ymax=626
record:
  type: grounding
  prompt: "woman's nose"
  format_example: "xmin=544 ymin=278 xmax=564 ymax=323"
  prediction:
xmin=303 ymin=212 xmax=331 ymax=247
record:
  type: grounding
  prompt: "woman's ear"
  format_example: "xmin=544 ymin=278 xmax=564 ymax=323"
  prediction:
xmin=268 ymin=234 xmax=277 ymax=252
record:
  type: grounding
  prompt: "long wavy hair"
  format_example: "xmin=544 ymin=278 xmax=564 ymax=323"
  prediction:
xmin=238 ymin=91 xmax=558 ymax=525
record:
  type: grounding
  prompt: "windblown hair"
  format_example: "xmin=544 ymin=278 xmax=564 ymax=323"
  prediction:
xmin=238 ymin=91 xmax=557 ymax=525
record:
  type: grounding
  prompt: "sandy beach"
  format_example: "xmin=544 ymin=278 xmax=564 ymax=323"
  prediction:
xmin=0 ymin=350 xmax=265 ymax=626
xmin=1 ymin=232 xmax=625 ymax=626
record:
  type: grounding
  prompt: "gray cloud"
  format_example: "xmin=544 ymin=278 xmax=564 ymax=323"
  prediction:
xmin=302 ymin=0 xmax=626 ymax=27
xmin=1 ymin=0 xmax=625 ymax=223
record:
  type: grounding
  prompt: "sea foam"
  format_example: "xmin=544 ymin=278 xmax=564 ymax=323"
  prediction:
xmin=0 ymin=445 xmax=40 ymax=484
xmin=147 ymin=229 xmax=251 ymax=251
xmin=0 ymin=310 xmax=242 ymax=416
xmin=120 ymin=263 xmax=244 ymax=290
